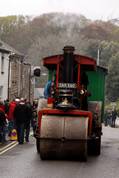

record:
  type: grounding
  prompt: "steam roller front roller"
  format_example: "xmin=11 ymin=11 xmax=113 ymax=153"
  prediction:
xmin=38 ymin=115 xmax=89 ymax=161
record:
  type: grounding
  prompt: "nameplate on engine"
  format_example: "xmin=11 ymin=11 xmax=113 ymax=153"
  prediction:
xmin=58 ymin=83 xmax=76 ymax=88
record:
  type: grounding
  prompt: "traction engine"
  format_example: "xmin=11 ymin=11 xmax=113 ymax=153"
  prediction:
xmin=35 ymin=46 xmax=107 ymax=161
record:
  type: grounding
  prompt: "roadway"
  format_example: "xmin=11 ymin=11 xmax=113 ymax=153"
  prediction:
xmin=0 ymin=125 xmax=119 ymax=178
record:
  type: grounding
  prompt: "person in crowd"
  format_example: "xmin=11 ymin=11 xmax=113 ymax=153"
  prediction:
xmin=104 ymin=110 xmax=112 ymax=127
xmin=44 ymin=80 xmax=52 ymax=99
xmin=111 ymin=109 xmax=117 ymax=128
xmin=79 ymin=71 xmax=90 ymax=110
xmin=0 ymin=107 xmax=7 ymax=143
xmin=104 ymin=110 xmax=108 ymax=126
xmin=4 ymin=99 xmax=9 ymax=115
xmin=24 ymin=101 xmax=33 ymax=142
xmin=0 ymin=100 xmax=5 ymax=112
xmin=80 ymin=71 xmax=89 ymax=89
xmin=7 ymin=98 xmax=19 ymax=137
xmin=14 ymin=98 xmax=27 ymax=144
xmin=37 ymin=79 xmax=53 ymax=112
xmin=31 ymin=100 xmax=38 ymax=135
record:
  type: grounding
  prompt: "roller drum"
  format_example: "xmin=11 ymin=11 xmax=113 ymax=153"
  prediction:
xmin=38 ymin=115 xmax=89 ymax=161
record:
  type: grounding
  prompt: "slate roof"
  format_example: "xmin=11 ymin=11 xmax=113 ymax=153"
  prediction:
xmin=0 ymin=39 xmax=24 ymax=57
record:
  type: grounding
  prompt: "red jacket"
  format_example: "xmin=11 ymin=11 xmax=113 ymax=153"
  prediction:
xmin=8 ymin=101 xmax=16 ymax=121
xmin=0 ymin=104 xmax=5 ymax=112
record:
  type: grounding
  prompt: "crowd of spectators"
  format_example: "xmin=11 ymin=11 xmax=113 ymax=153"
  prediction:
xmin=104 ymin=109 xmax=118 ymax=128
xmin=0 ymin=98 xmax=38 ymax=144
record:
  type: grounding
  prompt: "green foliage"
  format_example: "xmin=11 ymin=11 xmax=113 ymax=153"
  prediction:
xmin=106 ymin=52 xmax=119 ymax=101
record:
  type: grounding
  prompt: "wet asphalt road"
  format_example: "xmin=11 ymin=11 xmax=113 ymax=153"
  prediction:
xmin=0 ymin=126 xmax=119 ymax=178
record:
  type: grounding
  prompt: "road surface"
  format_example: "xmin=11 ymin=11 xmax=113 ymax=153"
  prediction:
xmin=0 ymin=125 xmax=119 ymax=178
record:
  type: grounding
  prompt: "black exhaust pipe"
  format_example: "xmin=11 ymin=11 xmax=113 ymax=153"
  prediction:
xmin=62 ymin=46 xmax=75 ymax=83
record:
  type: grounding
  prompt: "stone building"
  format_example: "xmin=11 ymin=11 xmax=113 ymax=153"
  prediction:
xmin=0 ymin=39 xmax=33 ymax=102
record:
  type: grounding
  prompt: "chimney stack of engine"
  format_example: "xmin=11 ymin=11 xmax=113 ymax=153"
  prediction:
xmin=62 ymin=46 xmax=75 ymax=83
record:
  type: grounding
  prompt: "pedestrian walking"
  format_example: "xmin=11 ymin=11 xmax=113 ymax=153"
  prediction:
xmin=0 ymin=108 xmax=7 ymax=143
xmin=4 ymin=99 xmax=9 ymax=115
xmin=0 ymin=100 xmax=5 ymax=112
xmin=108 ymin=111 xmax=112 ymax=126
xmin=14 ymin=98 xmax=27 ymax=144
xmin=24 ymin=101 xmax=32 ymax=142
xmin=104 ymin=110 xmax=108 ymax=126
xmin=111 ymin=109 xmax=117 ymax=128
xmin=31 ymin=100 xmax=38 ymax=134
xmin=104 ymin=110 xmax=112 ymax=127
xmin=7 ymin=99 xmax=19 ymax=138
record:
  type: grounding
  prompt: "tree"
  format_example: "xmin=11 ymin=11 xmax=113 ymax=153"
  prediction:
xmin=106 ymin=52 xmax=119 ymax=101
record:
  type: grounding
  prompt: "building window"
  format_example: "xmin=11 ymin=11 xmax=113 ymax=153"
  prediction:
xmin=1 ymin=54 xmax=4 ymax=74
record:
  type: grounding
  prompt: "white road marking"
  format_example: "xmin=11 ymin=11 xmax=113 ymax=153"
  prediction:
xmin=0 ymin=142 xmax=18 ymax=155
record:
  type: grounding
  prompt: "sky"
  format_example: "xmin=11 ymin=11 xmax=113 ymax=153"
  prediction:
xmin=0 ymin=0 xmax=119 ymax=20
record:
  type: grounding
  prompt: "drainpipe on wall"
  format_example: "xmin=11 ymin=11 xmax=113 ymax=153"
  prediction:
xmin=7 ymin=55 xmax=10 ymax=100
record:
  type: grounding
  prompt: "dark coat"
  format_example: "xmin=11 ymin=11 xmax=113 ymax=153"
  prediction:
xmin=14 ymin=102 xmax=28 ymax=125
xmin=0 ymin=109 xmax=6 ymax=127
xmin=25 ymin=103 xmax=33 ymax=125
xmin=112 ymin=110 xmax=117 ymax=121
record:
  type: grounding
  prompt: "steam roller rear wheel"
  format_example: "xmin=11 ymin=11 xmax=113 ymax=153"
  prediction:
xmin=40 ymin=144 xmax=49 ymax=160
xmin=94 ymin=137 xmax=101 ymax=156
xmin=36 ymin=138 xmax=40 ymax=154
xmin=88 ymin=137 xmax=101 ymax=156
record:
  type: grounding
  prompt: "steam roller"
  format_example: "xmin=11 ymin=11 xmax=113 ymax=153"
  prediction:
xmin=35 ymin=46 xmax=107 ymax=161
